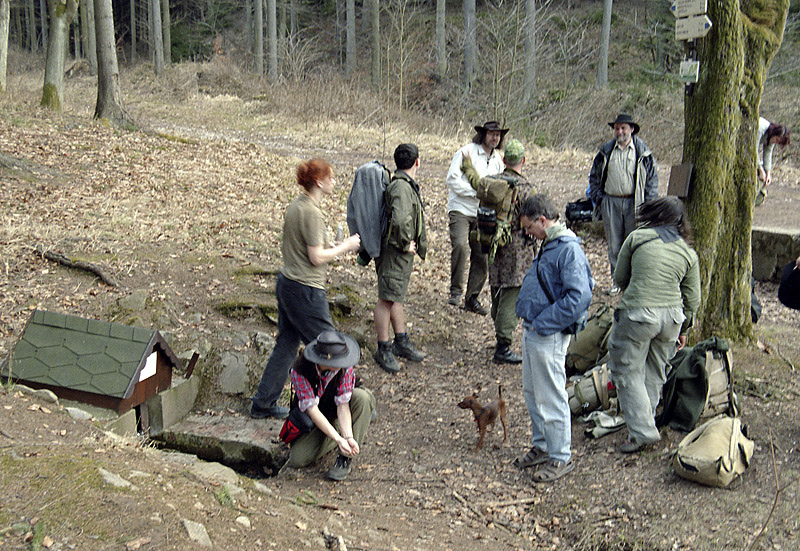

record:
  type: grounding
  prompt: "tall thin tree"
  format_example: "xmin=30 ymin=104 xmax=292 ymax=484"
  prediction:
xmin=151 ymin=0 xmax=164 ymax=74
xmin=41 ymin=0 xmax=79 ymax=110
xmin=345 ymin=0 xmax=355 ymax=74
xmin=161 ymin=0 xmax=170 ymax=66
xmin=267 ymin=0 xmax=277 ymax=80
xmin=94 ymin=0 xmax=128 ymax=123
xmin=0 ymin=0 xmax=8 ymax=93
xmin=522 ymin=0 xmax=538 ymax=104
xmin=463 ymin=0 xmax=476 ymax=90
xmin=254 ymin=0 xmax=263 ymax=74
xmin=596 ymin=0 xmax=612 ymax=88
xmin=85 ymin=0 xmax=97 ymax=72
xmin=371 ymin=0 xmax=380 ymax=89
xmin=435 ymin=0 xmax=445 ymax=79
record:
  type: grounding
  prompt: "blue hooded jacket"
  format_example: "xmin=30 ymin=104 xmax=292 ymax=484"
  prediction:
xmin=515 ymin=225 xmax=594 ymax=336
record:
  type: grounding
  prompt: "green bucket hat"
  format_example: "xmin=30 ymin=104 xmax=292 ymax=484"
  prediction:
xmin=504 ymin=139 xmax=525 ymax=164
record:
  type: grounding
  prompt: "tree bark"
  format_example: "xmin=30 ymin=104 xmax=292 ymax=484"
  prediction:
xmin=94 ymin=0 xmax=128 ymax=125
xmin=130 ymin=0 xmax=136 ymax=59
xmin=596 ymin=0 xmax=612 ymax=88
xmin=85 ymin=0 xmax=97 ymax=72
xmin=345 ymin=0 xmax=355 ymax=75
xmin=39 ymin=0 xmax=47 ymax=47
xmin=41 ymin=0 xmax=78 ymax=110
xmin=522 ymin=0 xmax=537 ymax=104
xmin=371 ymin=0 xmax=380 ymax=89
xmin=151 ymin=0 xmax=164 ymax=75
xmin=267 ymin=0 xmax=277 ymax=80
xmin=435 ymin=0 xmax=445 ymax=80
xmin=254 ymin=0 xmax=263 ymax=74
xmin=463 ymin=0 xmax=476 ymax=91
xmin=161 ymin=0 xmax=170 ymax=66
xmin=1 ymin=0 xmax=8 ymax=93
xmin=26 ymin=0 xmax=35 ymax=51
xmin=683 ymin=0 xmax=789 ymax=341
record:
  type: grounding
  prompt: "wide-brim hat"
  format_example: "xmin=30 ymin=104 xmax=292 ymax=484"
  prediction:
xmin=474 ymin=121 xmax=510 ymax=136
xmin=304 ymin=330 xmax=361 ymax=368
xmin=608 ymin=113 xmax=640 ymax=135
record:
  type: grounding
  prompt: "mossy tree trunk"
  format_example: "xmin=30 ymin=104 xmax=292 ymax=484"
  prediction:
xmin=683 ymin=0 xmax=788 ymax=341
xmin=41 ymin=0 xmax=79 ymax=110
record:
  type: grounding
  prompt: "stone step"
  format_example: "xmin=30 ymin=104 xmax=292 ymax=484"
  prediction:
xmin=155 ymin=413 xmax=288 ymax=475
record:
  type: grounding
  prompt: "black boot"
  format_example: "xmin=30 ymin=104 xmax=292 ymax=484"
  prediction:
xmin=374 ymin=341 xmax=400 ymax=373
xmin=464 ymin=295 xmax=489 ymax=316
xmin=493 ymin=343 xmax=522 ymax=364
xmin=393 ymin=332 xmax=425 ymax=362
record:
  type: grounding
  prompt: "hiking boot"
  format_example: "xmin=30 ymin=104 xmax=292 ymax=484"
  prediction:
xmin=493 ymin=344 xmax=522 ymax=364
xmin=327 ymin=454 xmax=352 ymax=481
xmin=393 ymin=333 xmax=425 ymax=362
xmin=249 ymin=403 xmax=290 ymax=420
xmin=374 ymin=342 xmax=400 ymax=373
xmin=464 ymin=295 xmax=488 ymax=316
xmin=447 ymin=294 xmax=460 ymax=306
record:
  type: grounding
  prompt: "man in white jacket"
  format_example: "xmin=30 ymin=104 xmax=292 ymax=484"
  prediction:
xmin=445 ymin=121 xmax=507 ymax=315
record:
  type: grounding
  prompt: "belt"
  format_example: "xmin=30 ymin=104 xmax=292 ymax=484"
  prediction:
xmin=606 ymin=194 xmax=633 ymax=199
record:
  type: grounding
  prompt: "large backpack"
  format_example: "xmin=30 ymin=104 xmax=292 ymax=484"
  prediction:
xmin=673 ymin=415 xmax=754 ymax=487
xmin=471 ymin=174 xmax=519 ymax=263
xmin=656 ymin=337 xmax=739 ymax=432
xmin=565 ymin=303 xmax=613 ymax=375
xmin=346 ymin=161 xmax=392 ymax=263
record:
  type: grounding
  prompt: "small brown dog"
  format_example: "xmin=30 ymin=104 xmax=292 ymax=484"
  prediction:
xmin=458 ymin=385 xmax=508 ymax=451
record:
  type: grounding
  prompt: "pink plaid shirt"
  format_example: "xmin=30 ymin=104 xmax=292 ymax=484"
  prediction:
xmin=291 ymin=365 xmax=355 ymax=412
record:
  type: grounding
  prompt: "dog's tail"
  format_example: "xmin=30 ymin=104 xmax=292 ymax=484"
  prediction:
xmin=498 ymin=384 xmax=503 ymax=400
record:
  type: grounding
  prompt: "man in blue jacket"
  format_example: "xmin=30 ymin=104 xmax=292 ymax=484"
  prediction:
xmin=514 ymin=194 xmax=594 ymax=482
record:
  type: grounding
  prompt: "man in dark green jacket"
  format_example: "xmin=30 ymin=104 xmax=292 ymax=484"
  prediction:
xmin=373 ymin=144 xmax=427 ymax=373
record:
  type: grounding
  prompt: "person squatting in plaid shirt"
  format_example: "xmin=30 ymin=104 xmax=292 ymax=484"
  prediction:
xmin=285 ymin=331 xmax=376 ymax=481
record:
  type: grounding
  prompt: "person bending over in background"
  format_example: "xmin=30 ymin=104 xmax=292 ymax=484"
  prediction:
xmin=755 ymin=117 xmax=791 ymax=206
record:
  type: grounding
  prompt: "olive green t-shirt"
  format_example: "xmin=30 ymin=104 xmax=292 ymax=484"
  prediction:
xmin=281 ymin=194 xmax=328 ymax=289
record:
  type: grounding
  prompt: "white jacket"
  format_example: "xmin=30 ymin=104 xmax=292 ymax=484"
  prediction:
xmin=446 ymin=142 xmax=504 ymax=216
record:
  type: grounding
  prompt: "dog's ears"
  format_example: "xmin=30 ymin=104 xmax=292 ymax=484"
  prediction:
xmin=472 ymin=391 xmax=479 ymax=398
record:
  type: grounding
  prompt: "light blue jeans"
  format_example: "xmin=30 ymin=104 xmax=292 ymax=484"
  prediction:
xmin=521 ymin=328 xmax=571 ymax=463
xmin=608 ymin=307 xmax=683 ymax=444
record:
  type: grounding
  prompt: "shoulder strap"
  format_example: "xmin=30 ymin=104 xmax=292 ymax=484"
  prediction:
xmin=535 ymin=247 xmax=557 ymax=305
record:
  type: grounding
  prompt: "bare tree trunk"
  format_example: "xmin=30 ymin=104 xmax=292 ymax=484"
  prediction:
xmin=463 ymin=0 xmax=476 ymax=91
xmin=345 ymin=0 xmax=355 ymax=75
xmin=267 ymin=0 xmax=277 ymax=80
xmin=73 ymin=16 xmax=80 ymax=58
xmin=86 ymin=0 xmax=97 ymax=72
xmin=41 ymin=0 xmax=78 ymax=110
xmin=277 ymin=0 xmax=285 ymax=71
xmin=596 ymin=0 xmax=611 ymax=88
xmin=94 ymin=0 xmax=128 ymax=124
xmin=370 ymin=0 xmax=380 ymax=90
xmin=161 ymin=0 xmax=170 ymax=66
xmin=684 ymin=0 xmax=789 ymax=340
xmin=245 ymin=0 xmax=252 ymax=54
xmin=130 ymin=0 xmax=136 ymax=59
xmin=289 ymin=0 xmax=296 ymax=36
xmin=254 ymin=0 xmax=263 ymax=74
xmin=26 ymin=0 xmax=35 ymax=51
xmin=0 ymin=0 xmax=8 ymax=93
xmin=39 ymin=0 xmax=47 ymax=47
xmin=435 ymin=0 xmax=445 ymax=80
xmin=522 ymin=0 xmax=537 ymax=104
xmin=151 ymin=0 xmax=164 ymax=75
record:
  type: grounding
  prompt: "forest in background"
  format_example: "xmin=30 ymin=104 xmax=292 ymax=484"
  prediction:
xmin=2 ymin=0 xmax=799 ymax=153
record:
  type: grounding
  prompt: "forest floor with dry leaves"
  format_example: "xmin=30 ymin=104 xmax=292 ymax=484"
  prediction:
xmin=2 ymin=63 xmax=800 ymax=551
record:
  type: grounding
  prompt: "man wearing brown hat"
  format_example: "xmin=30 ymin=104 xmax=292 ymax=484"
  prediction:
xmin=446 ymin=121 xmax=508 ymax=313
xmin=588 ymin=113 xmax=659 ymax=294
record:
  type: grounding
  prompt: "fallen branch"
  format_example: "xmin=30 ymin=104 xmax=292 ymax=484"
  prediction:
xmin=0 ymin=427 xmax=13 ymax=439
xmin=35 ymin=247 xmax=117 ymax=287
xmin=476 ymin=497 xmax=538 ymax=509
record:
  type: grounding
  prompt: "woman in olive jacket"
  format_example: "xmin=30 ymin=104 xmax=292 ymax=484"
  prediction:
xmin=608 ymin=196 xmax=701 ymax=453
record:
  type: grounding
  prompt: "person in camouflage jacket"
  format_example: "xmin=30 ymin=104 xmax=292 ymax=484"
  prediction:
xmin=463 ymin=139 xmax=536 ymax=363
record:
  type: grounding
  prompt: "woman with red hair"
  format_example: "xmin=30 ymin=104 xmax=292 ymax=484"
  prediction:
xmin=251 ymin=159 xmax=361 ymax=420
